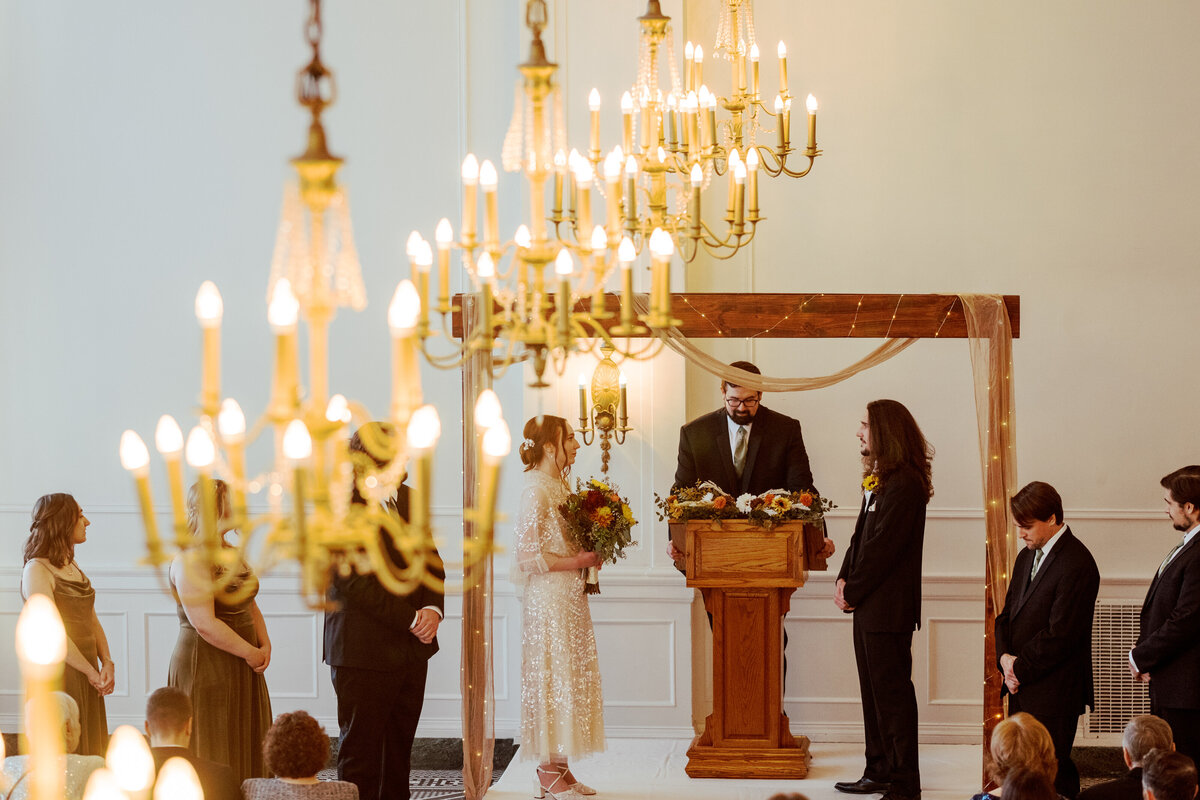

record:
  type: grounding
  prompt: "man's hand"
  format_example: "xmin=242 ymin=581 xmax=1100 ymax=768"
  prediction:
xmin=666 ymin=541 xmax=684 ymax=562
xmin=834 ymin=578 xmax=854 ymax=611
xmin=411 ymin=608 xmax=441 ymax=644
xmin=819 ymin=537 xmax=836 ymax=559
xmin=1000 ymin=654 xmax=1019 ymax=694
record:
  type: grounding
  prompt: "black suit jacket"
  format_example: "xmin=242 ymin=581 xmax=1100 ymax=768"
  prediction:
xmin=673 ymin=405 xmax=816 ymax=496
xmin=993 ymin=527 xmax=1100 ymax=717
xmin=323 ymin=486 xmax=446 ymax=670
xmin=1132 ymin=531 xmax=1200 ymax=709
xmin=1077 ymin=767 xmax=1142 ymax=800
xmin=837 ymin=468 xmax=927 ymax=632
xmin=151 ymin=746 xmax=240 ymax=800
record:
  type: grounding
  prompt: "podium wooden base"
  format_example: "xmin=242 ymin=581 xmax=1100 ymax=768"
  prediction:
xmin=685 ymin=734 xmax=812 ymax=779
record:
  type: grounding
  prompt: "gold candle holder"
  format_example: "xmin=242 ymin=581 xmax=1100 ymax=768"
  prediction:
xmin=194 ymin=281 xmax=223 ymax=418
xmin=120 ymin=431 xmax=165 ymax=566
xmin=154 ymin=415 xmax=189 ymax=548
xmin=388 ymin=280 xmax=422 ymax=429
xmin=16 ymin=594 xmax=67 ymax=800
xmin=461 ymin=154 xmax=479 ymax=246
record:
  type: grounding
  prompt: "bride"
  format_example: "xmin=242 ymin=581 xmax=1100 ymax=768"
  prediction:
xmin=512 ymin=414 xmax=605 ymax=799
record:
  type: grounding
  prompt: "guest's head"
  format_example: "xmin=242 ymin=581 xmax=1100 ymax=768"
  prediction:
xmin=263 ymin=711 xmax=329 ymax=780
xmin=1124 ymin=715 xmax=1175 ymax=768
xmin=1011 ymin=482 xmax=1064 ymax=551
xmin=144 ymin=687 xmax=192 ymax=748
xmin=185 ymin=478 xmax=233 ymax=538
xmin=1001 ymin=767 xmax=1058 ymax=800
xmin=348 ymin=422 xmax=405 ymax=506
xmin=860 ymin=400 xmax=934 ymax=499
xmin=1142 ymin=748 xmax=1198 ymax=800
xmin=24 ymin=493 xmax=87 ymax=568
xmin=720 ymin=361 xmax=762 ymax=426
xmin=988 ymin=712 xmax=1057 ymax=788
xmin=1161 ymin=467 xmax=1200 ymax=533
xmin=519 ymin=415 xmax=578 ymax=477
xmin=25 ymin=692 xmax=82 ymax=754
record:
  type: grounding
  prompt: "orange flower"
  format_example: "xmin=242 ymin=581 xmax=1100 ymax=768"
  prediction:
xmin=713 ymin=496 xmax=728 ymax=510
xmin=799 ymin=492 xmax=814 ymax=507
xmin=591 ymin=506 xmax=614 ymax=526
xmin=764 ymin=493 xmax=775 ymax=505
xmin=609 ymin=493 xmax=621 ymax=503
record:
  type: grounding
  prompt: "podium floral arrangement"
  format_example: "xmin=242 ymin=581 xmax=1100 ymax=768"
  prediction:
xmin=558 ymin=477 xmax=638 ymax=595
xmin=655 ymin=479 xmax=835 ymax=529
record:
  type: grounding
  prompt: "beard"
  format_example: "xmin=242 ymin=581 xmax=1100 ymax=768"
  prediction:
xmin=727 ymin=407 xmax=754 ymax=425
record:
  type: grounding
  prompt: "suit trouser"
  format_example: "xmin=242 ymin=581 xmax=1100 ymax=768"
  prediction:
xmin=332 ymin=661 xmax=428 ymax=800
xmin=1007 ymin=695 xmax=1080 ymax=799
xmin=853 ymin=622 xmax=921 ymax=795
xmin=1151 ymin=702 xmax=1200 ymax=768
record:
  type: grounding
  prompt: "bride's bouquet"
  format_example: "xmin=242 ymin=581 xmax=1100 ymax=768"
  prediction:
xmin=558 ymin=477 xmax=638 ymax=595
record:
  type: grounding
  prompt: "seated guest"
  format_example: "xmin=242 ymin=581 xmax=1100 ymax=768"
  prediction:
xmin=1 ymin=692 xmax=104 ymax=800
xmin=1142 ymin=749 xmax=1198 ymax=800
xmin=242 ymin=711 xmax=358 ymax=800
xmin=144 ymin=686 xmax=239 ymax=800
xmin=1079 ymin=715 xmax=1174 ymax=800
xmin=973 ymin=713 xmax=1059 ymax=800
xmin=1002 ymin=768 xmax=1059 ymax=800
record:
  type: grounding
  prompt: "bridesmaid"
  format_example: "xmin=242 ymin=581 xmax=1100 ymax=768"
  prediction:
xmin=513 ymin=415 xmax=605 ymax=800
xmin=21 ymin=493 xmax=113 ymax=756
xmin=168 ymin=478 xmax=272 ymax=782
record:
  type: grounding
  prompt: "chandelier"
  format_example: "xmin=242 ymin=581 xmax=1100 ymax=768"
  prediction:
xmin=116 ymin=0 xmax=511 ymax=608
xmin=403 ymin=0 xmax=821 ymax=388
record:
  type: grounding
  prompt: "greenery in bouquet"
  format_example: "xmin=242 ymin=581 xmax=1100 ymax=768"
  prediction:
xmin=558 ymin=477 xmax=638 ymax=565
xmin=656 ymin=480 xmax=835 ymax=529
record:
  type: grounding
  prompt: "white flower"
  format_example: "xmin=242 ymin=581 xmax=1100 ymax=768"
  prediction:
xmin=702 ymin=493 xmax=714 ymax=503
xmin=736 ymin=493 xmax=754 ymax=513
xmin=764 ymin=507 xmax=779 ymax=517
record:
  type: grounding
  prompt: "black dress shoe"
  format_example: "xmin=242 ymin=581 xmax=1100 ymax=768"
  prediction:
xmin=834 ymin=777 xmax=892 ymax=794
xmin=879 ymin=791 xmax=920 ymax=800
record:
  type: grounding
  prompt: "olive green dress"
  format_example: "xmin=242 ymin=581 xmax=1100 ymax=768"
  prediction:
xmin=51 ymin=571 xmax=109 ymax=756
xmin=168 ymin=560 xmax=272 ymax=783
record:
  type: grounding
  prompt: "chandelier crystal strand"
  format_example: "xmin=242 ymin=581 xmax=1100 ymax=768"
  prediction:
xmin=118 ymin=0 xmax=507 ymax=606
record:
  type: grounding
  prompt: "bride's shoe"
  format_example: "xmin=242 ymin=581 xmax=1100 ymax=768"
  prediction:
xmin=570 ymin=781 xmax=597 ymax=795
xmin=534 ymin=766 xmax=586 ymax=799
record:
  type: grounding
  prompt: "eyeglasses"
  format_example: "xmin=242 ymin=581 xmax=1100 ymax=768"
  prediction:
xmin=724 ymin=397 xmax=759 ymax=409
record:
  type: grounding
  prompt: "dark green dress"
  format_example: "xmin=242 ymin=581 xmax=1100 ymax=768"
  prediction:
xmin=168 ymin=560 xmax=272 ymax=783
xmin=51 ymin=570 xmax=109 ymax=756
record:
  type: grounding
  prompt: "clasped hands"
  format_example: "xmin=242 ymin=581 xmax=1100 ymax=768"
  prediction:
xmin=834 ymin=578 xmax=855 ymax=612
xmin=411 ymin=608 xmax=441 ymax=645
xmin=1128 ymin=659 xmax=1151 ymax=684
xmin=89 ymin=660 xmax=116 ymax=695
xmin=999 ymin=653 xmax=1019 ymax=694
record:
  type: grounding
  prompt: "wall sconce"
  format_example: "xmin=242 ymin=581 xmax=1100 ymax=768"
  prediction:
xmin=577 ymin=345 xmax=631 ymax=475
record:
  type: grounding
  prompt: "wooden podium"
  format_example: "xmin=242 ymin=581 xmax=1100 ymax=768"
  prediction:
xmin=670 ymin=519 xmax=829 ymax=779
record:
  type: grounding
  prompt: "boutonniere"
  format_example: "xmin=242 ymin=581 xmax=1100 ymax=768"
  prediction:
xmin=862 ymin=474 xmax=880 ymax=493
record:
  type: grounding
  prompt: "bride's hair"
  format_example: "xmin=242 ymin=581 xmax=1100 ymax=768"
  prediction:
xmin=519 ymin=415 xmax=569 ymax=473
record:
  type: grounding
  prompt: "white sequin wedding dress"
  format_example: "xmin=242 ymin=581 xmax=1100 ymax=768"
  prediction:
xmin=514 ymin=470 xmax=606 ymax=761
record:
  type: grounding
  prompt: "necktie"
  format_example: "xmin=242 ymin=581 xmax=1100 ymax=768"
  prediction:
xmin=733 ymin=425 xmax=748 ymax=477
xmin=1029 ymin=547 xmax=1044 ymax=581
xmin=1157 ymin=536 xmax=1188 ymax=577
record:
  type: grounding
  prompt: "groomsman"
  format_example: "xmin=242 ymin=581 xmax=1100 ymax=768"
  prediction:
xmin=1131 ymin=466 xmax=1200 ymax=766
xmin=835 ymin=400 xmax=932 ymax=800
xmin=994 ymin=481 xmax=1100 ymax=799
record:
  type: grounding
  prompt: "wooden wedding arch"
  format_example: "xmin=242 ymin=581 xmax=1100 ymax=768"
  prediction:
xmin=453 ymin=292 xmax=1020 ymax=798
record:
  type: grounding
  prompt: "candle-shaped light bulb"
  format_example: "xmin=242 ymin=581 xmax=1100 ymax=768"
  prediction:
xmin=435 ymin=218 xmax=453 ymax=246
xmin=474 ymin=389 xmax=503 ymax=430
xmin=16 ymin=593 xmax=67 ymax=667
xmin=574 ymin=159 xmax=594 ymax=184
xmin=282 ymin=420 xmax=312 ymax=462
xmin=153 ymin=758 xmax=203 ymax=800
xmin=706 ymin=92 xmax=717 ymax=111
xmin=729 ymin=148 xmax=742 ymax=169
xmin=155 ymin=416 xmax=183 ymax=455
xmin=218 ymin=399 xmax=245 ymax=440
xmin=807 ymin=94 xmax=818 ymax=114
xmin=775 ymin=95 xmax=784 ymax=113
xmin=83 ymin=768 xmax=126 ymax=800
xmin=405 ymin=230 xmax=423 ymax=260
xmin=268 ymin=278 xmax=299 ymax=330
xmin=747 ymin=147 xmax=760 ymax=171
xmin=476 ymin=251 xmax=496 ymax=280
xmin=120 ymin=430 xmax=150 ymax=472
xmin=194 ymin=281 xmax=223 ymax=326
xmin=514 ymin=225 xmax=532 ymax=249
xmin=694 ymin=44 xmax=704 ymax=66
xmin=479 ymin=159 xmax=498 ymax=189
xmin=326 ymin=393 xmax=350 ymax=423
xmin=388 ymin=280 xmax=421 ymax=335
xmin=749 ymin=42 xmax=761 ymax=97
xmin=555 ymin=248 xmax=574 ymax=277
xmin=184 ymin=427 xmax=215 ymax=468
xmin=107 ymin=725 xmax=156 ymax=794
xmin=603 ymin=151 xmax=621 ymax=182
xmin=620 ymin=91 xmax=634 ymax=114
xmin=690 ymin=163 xmax=704 ymax=186
xmin=588 ymin=88 xmax=601 ymax=112
xmin=746 ymin=146 xmax=760 ymax=218
xmin=578 ymin=372 xmax=589 ymax=424
xmin=685 ymin=41 xmax=694 ymax=60
xmin=618 ymin=236 xmax=636 ymax=263
xmin=591 ymin=222 xmax=608 ymax=252
xmin=650 ymin=227 xmax=675 ymax=259
xmin=461 ymin=154 xmax=479 ymax=184
xmin=778 ymin=41 xmax=789 ymax=95
xmin=482 ymin=419 xmax=511 ymax=461
xmin=750 ymin=43 xmax=760 ymax=62
xmin=734 ymin=162 xmax=747 ymax=182
xmin=407 ymin=405 xmax=441 ymax=451
xmin=415 ymin=240 xmax=433 ymax=272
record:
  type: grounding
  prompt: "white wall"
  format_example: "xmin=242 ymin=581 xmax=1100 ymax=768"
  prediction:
xmin=3 ymin=0 xmax=1199 ymax=745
